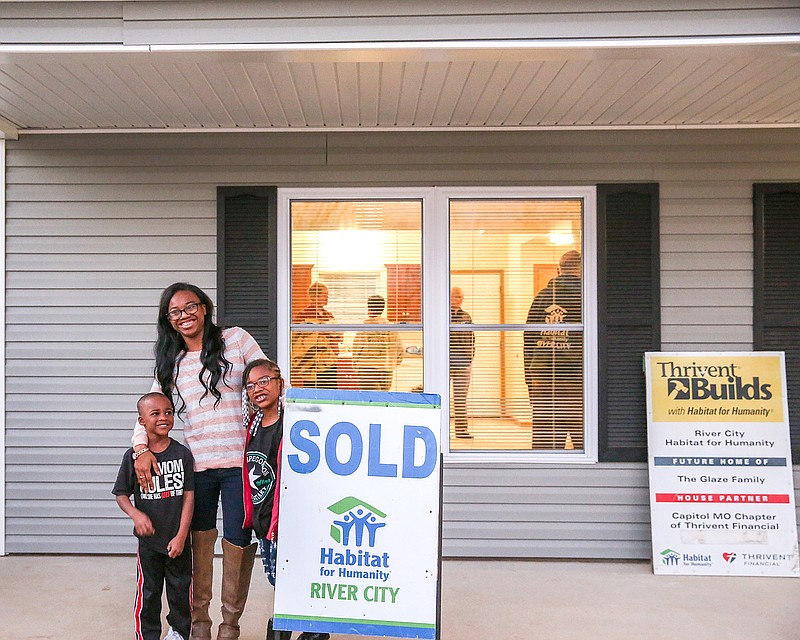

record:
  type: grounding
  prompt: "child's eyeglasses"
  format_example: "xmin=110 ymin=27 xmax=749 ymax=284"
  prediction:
xmin=245 ymin=376 xmax=278 ymax=393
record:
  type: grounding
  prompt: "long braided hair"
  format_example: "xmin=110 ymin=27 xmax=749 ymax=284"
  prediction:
xmin=155 ymin=283 xmax=232 ymax=416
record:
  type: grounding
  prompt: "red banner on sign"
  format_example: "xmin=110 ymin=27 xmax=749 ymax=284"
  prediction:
xmin=655 ymin=493 xmax=790 ymax=504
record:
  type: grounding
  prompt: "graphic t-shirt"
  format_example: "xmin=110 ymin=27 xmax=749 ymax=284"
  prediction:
xmin=112 ymin=439 xmax=195 ymax=554
xmin=245 ymin=413 xmax=282 ymax=540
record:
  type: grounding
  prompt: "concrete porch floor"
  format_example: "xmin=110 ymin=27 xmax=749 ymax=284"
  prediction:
xmin=0 ymin=555 xmax=797 ymax=640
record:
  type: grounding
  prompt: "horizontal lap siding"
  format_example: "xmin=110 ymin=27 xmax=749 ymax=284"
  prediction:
xmin=5 ymin=133 xmax=330 ymax=554
xmin=6 ymin=129 xmax=800 ymax=556
xmin=660 ymin=189 xmax=753 ymax=351
xmin=3 ymin=3 xmax=798 ymax=46
xmin=6 ymin=137 xmax=215 ymax=554
xmin=119 ymin=3 xmax=800 ymax=46
xmin=443 ymin=464 xmax=650 ymax=559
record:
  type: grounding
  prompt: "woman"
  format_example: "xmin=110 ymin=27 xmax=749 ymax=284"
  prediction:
xmin=242 ymin=358 xmax=330 ymax=640
xmin=133 ymin=282 xmax=265 ymax=640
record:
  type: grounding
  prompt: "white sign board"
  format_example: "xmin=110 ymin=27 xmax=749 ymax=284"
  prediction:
xmin=645 ymin=352 xmax=799 ymax=576
xmin=273 ymin=389 xmax=442 ymax=638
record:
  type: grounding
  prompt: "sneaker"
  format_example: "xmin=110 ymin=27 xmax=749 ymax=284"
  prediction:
xmin=164 ymin=627 xmax=186 ymax=640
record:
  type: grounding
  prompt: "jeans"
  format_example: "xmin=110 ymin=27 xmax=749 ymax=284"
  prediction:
xmin=192 ymin=467 xmax=252 ymax=547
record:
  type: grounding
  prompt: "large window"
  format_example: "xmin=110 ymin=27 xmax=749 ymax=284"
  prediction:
xmin=278 ymin=188 xmax=596 ymax=461
xmin=449 ymin=198 xmax=585 ymax=452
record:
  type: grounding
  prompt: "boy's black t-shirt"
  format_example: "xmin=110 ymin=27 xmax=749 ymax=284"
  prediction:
xmin=112 ymin=438 xmax=195 ymax=555
xmin=245 ymin=414 xmax=282 ymax=540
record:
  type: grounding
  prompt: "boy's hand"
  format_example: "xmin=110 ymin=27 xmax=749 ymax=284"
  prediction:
xmin=132 ymin=511 xmax=155 ymax=537
xmin=167 ymin=534 xmax=186 ymax=558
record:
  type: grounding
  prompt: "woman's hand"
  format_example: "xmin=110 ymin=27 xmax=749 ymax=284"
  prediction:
xmin=134 ymin=450 xmax=159 ymax=491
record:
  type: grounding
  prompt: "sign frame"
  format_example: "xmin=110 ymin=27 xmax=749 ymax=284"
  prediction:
xmin=645 ymin=351 xmax=799 ymax=577
xmin=273 ymin=388 xmax=443 ymax=638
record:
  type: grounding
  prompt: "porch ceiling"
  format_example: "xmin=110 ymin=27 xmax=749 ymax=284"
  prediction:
xmin=0 ymin=40 xmax=799 ymax=136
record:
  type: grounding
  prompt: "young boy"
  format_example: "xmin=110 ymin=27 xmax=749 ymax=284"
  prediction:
xmin=113 ymin=392 xmax=195 ymax=640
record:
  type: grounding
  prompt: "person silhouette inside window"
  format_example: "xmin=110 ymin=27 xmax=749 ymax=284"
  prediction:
xmin=450 ymin=287 xmax=475 ymax=439
xmin=523 ymin=251 xmax=583 ymax=450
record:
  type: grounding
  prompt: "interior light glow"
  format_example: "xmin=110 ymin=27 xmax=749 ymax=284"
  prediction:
xmin=548 ymin=222 xmax=574 ymax=245
xmin=319 ymin=229 xmax=384 ymax=271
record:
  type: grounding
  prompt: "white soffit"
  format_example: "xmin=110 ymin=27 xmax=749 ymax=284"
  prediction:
xmin=0 ymin=39 xmax=799 ymax=134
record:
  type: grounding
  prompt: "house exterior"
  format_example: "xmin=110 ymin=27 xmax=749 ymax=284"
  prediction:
xmin=0 ymin=1 xmax=799 ymax=557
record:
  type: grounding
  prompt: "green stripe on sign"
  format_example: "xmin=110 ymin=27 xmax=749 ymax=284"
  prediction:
xmin=275 ymin=613 xmax=435 ymax=629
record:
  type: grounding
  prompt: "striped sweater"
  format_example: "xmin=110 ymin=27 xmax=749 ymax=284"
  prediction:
xmin=133 ymin=326 xmax=266 ymax=472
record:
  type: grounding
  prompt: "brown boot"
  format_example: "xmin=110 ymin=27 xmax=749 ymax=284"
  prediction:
xmin=190 ymin=528 xmax=218 ymax=640
xmin=217 ymin=538 xmax=258 ymax=639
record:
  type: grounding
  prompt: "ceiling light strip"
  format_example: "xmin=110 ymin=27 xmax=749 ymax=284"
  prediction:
xmin=19 ymin=122 xmax=800 ymax=135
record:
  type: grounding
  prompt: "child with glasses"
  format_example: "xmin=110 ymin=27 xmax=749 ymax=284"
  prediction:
xmin=241 ymin=358 xmax=330 ymax=640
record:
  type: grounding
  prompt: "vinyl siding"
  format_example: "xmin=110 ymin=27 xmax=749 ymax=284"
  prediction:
xmin=121 ymin=4 xmax=800 ymax=46
xmin=0 ymin=2 xmax=122 ymax=44
xmin=1 ymin=2 xmax=797 ymax=46
xmin=5 ymin=128 xmax=800 ymax=556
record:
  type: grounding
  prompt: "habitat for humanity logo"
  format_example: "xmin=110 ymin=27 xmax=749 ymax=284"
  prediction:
xmin=660 ymin=548 xmax=681 ymax=566
xmin=328 ymin=496 xmax=387 ymax=548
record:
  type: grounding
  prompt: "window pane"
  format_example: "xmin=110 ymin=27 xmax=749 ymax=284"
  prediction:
xmin=449 ymin=199 xmax=584 ymax=452
xmin=448 ymin=329 xmax=583 ymax=450
xmin=290 ymin=200 xmax=422 ymax=390
xmin=352 ymin=329 xmax=423 ymax=392
xmin=290 ymin=328 xmax=422 ymax=392
xmin=525 ymin=330 xmax=583 ymax=450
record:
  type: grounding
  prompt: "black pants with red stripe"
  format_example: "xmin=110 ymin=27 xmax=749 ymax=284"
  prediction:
xmin=136 ymin=544 xmax=192 ymax=640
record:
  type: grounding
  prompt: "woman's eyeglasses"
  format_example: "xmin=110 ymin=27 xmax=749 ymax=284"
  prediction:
xmin=245 ymin=376 xmax=278 ymax=393
xmin=167 ymin=301 xmax=202 ymax=321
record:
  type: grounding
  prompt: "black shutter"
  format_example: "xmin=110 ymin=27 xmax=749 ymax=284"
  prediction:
xmin=754 ymin=184 xmax=800 ymax=461
xmin=597 ymin=184 xmax=660 ymax=462
xmin=217 ymin=187 xmax=278 ymax=359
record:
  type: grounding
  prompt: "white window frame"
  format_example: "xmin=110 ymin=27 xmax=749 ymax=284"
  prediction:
xmin=277 ymin=186 xmax=597 ymax=464
xmin=436 ymin=187 xmax=597 ymax=464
